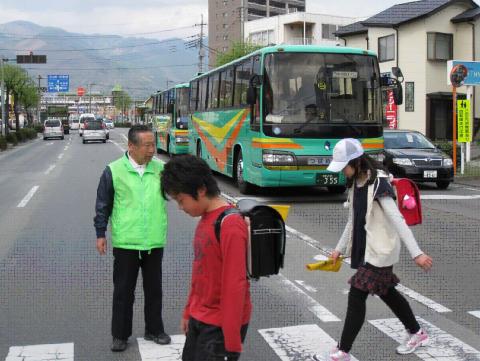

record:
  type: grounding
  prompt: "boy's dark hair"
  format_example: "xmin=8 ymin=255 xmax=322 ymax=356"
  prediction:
xmin=128 ymin=124 xmax=152 ymax=145
xmin=346 ymin=153 xmax=388 ymax=188
xmin=160 ymin=155 xmax=221 ymax=200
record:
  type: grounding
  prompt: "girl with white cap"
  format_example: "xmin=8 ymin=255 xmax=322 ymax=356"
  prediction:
xmin=313 ymin=138 xmax=433 ymax=361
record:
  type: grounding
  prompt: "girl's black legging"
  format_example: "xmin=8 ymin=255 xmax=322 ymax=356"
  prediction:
xmin=338 ymin=286 xmax=420 ymax=353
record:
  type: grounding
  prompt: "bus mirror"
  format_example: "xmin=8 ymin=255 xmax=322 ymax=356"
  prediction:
xmin=249 ymin=74 xmax=263 ymax=87
xmin=247 ymin=86 xmax=256 ymax=105
xmin=393 ymin=83 xmax=403 ymax=105
xmin=167 ymin=103 xmax=174 ymax=113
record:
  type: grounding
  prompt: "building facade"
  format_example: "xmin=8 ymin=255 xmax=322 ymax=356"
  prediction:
xmin=336 ymin=0 xmax=480 ymax=141
xmin=244 ymin=12 xmax=355 ymax=46
xmin=208 ymin=0 xmax=306 ymax=66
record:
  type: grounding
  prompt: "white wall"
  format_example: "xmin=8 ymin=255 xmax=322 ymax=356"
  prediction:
xmin=343 ymin=33 xmax=368 ymax=50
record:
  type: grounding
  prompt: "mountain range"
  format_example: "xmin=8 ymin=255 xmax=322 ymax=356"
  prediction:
xmin=0 ymin=20 xmax=201 ymax=100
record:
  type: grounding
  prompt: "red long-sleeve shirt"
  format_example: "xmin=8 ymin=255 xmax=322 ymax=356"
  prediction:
xmin=183 ymin=205 xmax=252 ymax=352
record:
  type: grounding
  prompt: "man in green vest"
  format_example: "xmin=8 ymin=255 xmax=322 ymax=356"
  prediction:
xmin=94 ymin=124 xmax=170 ymax=352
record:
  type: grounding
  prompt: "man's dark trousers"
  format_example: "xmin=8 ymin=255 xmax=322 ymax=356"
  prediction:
xmin=112 ymin=247 xmax=165 ymax=340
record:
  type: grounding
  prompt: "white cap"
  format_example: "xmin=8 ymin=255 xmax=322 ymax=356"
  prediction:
xmin=327 ymin=138 xmax=364 ymax=172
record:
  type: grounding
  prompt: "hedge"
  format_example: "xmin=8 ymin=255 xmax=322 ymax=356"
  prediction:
xmin=6 ymin=132 xmax=18 ymax=145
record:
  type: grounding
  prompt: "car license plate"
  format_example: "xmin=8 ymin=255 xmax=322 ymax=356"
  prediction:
xmin=316 ymin=174 xmax=339 ymax=185
xmin=424 ymin=170 xmax=437 ymax=178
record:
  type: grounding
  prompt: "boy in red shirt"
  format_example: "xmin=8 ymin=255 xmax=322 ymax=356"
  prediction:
xmin=161 ymin=155 xmax=252 ymax=361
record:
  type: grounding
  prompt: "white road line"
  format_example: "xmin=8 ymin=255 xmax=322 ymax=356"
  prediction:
xmin=422 ymin=194 xmax=480 ymax=200
xmin=121 ymin=134 xmax=128 ymax=142
xmin=278 ymin=274 xmax=340 ymax=322
xmin=369 ymin=317 xmax=480 ymax=360
xmin=58 ymin=153 xmax=64 ymax=160
xmin=258 ymin=324 xmax=359 ymax=361
xmin=295 ymin=280 xmax=318 ymax=293
xmin=46 ymin=142 xmax=54 ymax=146
xmin=5 ymin=342 xmax=74 ymax=361
xmin=395 ymin=284 xmax=451 ymax=313
xmin=286 ymin=223 xmax=452 ymax=313
xmin=17 ymin=186 xmax=39 ymax=208
xmin=109 ymin=140 xmax=126 ymax=153
xmin=44 ymin=164 xmax=56 ymax=175
xmin=468 ymin=310 xmax=480 ymax=319
xmin=137 ymin=335 xmax=185 ymax=360
xmin=64 ymin=146 xmax=69 ymax=150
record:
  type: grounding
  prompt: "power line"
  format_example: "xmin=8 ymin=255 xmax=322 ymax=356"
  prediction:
xmin=0 ymin=25 xmax=197 ymax=40
xmin=21 ymin=63 xmax=197 ymax=71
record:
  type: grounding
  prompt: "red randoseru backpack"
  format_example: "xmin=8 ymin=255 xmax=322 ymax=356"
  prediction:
xmin=391 ymin=178 xmax=422 ymax=226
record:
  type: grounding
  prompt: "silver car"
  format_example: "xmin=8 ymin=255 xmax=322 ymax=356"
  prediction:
xmin=83 ymin=119 xmax=107 ymax=143
xmin=43 ymin=119 xmax=64 ymax=140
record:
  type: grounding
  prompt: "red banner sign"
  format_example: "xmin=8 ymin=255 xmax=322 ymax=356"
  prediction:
xmin=386 ymin=90 xmax=398 ymax=129
xmin=77 ymin=87 xmax=85 ymax=97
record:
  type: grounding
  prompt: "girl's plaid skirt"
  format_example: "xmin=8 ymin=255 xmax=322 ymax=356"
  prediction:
xmin=349 ymin=263 xmax=399 ymax=296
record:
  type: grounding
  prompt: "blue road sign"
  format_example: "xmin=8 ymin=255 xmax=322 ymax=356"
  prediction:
xmin=447 ymin=61 xmax=480 ymax=86
xmin=47 ymin=75 xmax=69 ymax=92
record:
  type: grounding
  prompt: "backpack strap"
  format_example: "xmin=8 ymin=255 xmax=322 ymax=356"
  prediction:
xmin=214 ymin=208 xmax=242 ymax=242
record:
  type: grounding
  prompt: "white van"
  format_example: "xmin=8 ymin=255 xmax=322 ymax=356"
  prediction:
xmin=79 ymin=113 xmax=95 ymax=136
xmin=70 ymin=117 xmax=80 ymax=130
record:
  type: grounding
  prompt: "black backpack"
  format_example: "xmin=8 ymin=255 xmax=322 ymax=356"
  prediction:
xmin=214 ymin=199 xmax=286 ymax=280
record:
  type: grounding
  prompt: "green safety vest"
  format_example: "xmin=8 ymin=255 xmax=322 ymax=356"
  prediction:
xmin=109 ymin=154 xmax=167 ymax=250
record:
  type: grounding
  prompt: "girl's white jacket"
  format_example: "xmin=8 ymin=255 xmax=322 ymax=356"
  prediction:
xmin=335 ymin=172 xmax=423 ymax=267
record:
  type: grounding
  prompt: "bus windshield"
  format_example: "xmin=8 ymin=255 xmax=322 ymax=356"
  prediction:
xmin=176 ymin=88 xmax=189 ymax=129
xmin=263 ymin=52 xmax=382 ymax=138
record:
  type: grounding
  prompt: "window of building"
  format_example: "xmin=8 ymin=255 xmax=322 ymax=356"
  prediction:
xmin=223 ymin=24 xmax=228 ymax=29
xmin=427 ymin=32 xmax=453 ymax=61
xmin=248 ymin=8 xmax=266 ymax=17
xmin=322 ymin=24 xmax=337 ymax=40
xmin=378 ymin=34 xmax=395 ymax=62
xmin=223 ymin=35 xmax=228 ymax=40
xmin=223 ymin=12 xmax=228 ymax=17
xmin=249 ymin=30 xmax=274 ymax=45
xmin=270 ymin=0 xmax=285 ymax=9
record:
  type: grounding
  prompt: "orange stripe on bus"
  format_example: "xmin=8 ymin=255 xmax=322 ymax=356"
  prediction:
xmin=362 ymin=143 xmax=383 ymax=149
xmin=252 ymin=142 xmax=303 ymax=149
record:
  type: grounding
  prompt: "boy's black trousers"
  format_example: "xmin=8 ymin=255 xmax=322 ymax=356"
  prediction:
xmin=182 ymin=317 xmax=249 ymax=361
xmin=111 ymin=247 xmax=165 ymax=340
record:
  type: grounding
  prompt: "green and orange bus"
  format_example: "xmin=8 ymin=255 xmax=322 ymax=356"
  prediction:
xmin=152 ymin=83 xmax=190 ymax=155
xmin=188 ymin=45 xmax=401 ymax=193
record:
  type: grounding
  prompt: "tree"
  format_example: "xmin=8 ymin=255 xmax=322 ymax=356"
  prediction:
xmin=3 ymin=64 xmax=38 ymax=130
xmin=215 ymin=42 xmax=263 ymax=67
xmin=19 ymin=81 xmax=40 ymax=125
xmin=114 ymin=91 xmax=132 ymax=122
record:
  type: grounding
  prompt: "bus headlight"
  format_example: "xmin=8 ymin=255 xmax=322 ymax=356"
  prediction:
xmin=262 ymin=150 xmax=296 ymax=165
xmin=175 ymin=136 xmax=189 ymax=144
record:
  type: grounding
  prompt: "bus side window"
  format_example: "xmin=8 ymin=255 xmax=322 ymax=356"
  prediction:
xmin=251 ymin=55 xmax=261 ymax=131
xmin=190 ymin=80 xmax=199 ymax=111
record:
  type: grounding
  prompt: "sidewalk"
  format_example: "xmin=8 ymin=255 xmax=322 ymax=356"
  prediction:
xmin=454 ymin=158 xmax=480 ymax=187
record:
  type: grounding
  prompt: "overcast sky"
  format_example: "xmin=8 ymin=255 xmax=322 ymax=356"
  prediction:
xmin=0 ymin=0 xmax=409 ymax=40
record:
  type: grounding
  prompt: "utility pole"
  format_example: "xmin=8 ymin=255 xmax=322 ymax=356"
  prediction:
xmin=0 ymin=57 xmax=6 ymax=136
xmin=195 ymin=15 xmax=207 ymax=73
xmin=37 ymin=75 xmax=43 ymax=125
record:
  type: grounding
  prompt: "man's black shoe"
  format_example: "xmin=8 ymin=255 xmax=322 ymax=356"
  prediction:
xmin=110 ymin=338 xmax=127 ymax=352
xmin=144 ymin=332 xmax=171 ymax=345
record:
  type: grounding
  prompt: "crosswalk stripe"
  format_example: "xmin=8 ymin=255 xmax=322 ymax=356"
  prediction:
xmin=468 ymin=311 xmax=480 ymax=319
xmin=278 ymin=274 xmax=340 ymax=322
xmin=258 ymin=324 xmax=359 ymax=361
xmin=5 ymin=343 xmax=73 ymax=361
xmin=369 ymin=317 xmax=480 ymax=360
xmin=137 ymin=335 xmax=185 ymax=360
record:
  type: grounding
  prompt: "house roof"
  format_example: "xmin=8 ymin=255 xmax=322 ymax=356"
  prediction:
xmin=451 ymin=7 xmax=480 ymax=22
xmin=335 ymin=21 xmax=368 ymax=37
xmin=362 ymin=0 xmax=477 ymax=27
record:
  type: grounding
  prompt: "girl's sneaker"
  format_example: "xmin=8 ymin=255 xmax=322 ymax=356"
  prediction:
xmin=396 ymin=328 xmax=429 ymax=354
xmin=313 ymin=347 xmax=351 ymax=361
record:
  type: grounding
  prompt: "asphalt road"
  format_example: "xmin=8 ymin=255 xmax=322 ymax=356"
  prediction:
xmin=0 ymin=128 xmax=479 ymax=361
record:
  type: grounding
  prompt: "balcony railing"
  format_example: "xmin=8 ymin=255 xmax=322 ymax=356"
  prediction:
xmin=287 ymin=37 xmax=314 ymax=45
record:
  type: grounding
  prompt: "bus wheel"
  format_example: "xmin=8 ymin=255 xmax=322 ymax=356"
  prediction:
xmin=196 ymin=141 xmax=202 ymax=158
xmin=235 ymin=151 xmax=253 ymax=194
xmin=327 ymin=186 xmax=346 ymax=194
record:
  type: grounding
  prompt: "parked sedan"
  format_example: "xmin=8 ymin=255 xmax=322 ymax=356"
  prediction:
xmin=383 ymin=129 xmax=454 ymax=189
